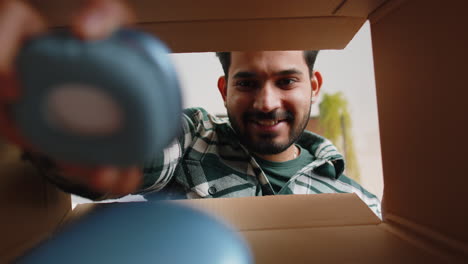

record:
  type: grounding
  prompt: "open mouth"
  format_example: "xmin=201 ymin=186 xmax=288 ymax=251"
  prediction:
xmin=253 ymin=119 xmax=286 ymax=126
xmin=243 ymin=110 xmax=294 ymax=131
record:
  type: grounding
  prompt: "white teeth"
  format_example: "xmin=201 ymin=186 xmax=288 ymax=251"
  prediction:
xmin=256 ymin=120 xmax=278 ymax=126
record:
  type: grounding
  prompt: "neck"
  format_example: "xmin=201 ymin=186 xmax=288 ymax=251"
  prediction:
xmin=254 ymin=144 xmax=299 ymax=162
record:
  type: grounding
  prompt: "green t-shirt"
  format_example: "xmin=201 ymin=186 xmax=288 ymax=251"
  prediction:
xmin=254 ymin=145 xmax=315 ymax=193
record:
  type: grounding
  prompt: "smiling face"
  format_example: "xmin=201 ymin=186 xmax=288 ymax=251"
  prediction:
xmin=217 ymin=51 xmax=321 ymax=157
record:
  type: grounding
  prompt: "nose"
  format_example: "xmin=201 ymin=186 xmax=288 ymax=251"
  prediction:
xmin=252 ymin=82 xmax=281 ymax=113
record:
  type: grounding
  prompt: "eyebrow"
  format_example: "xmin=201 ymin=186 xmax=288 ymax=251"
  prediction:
xmin=232 ymin=68 xmax=304 ymax=79
xmin=274 ymin=69 xmax=304 ymax=76
xmin=232 ymin=71 xmax=258 ymax=79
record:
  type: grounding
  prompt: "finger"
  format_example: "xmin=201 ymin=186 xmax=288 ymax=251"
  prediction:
xmin=0 ymin=0 xmax=46 ymax=79
xmin=57 ymin=163 xmax=99 ymax=184
xmin=57 ymin=162 xmax=142 ymax=197
xmin=0 ymin=1 xmax=46 ymax=147
xmin=0 ymin=72 xmax=21 ymax=103
xmin=89 ymin=166 xmax=121 ymax=193
xmin=59 ymin=164 xmax=121 ymax=194
xmin=89 ymin=166 xmax=141 ymax=196
xmin=112 ymin=166 xmax=142 ymax=195
xmin=71 ymin=0 xmax=135 ymax=40
xmin=57 ymin=163 xmax=119 ymax=193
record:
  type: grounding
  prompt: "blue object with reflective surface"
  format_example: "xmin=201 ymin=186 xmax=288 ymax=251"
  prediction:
xmin=17 ymin=202 xmax=253 ymax=264
xmin=13 ymin=29 xmax=182 ymax=166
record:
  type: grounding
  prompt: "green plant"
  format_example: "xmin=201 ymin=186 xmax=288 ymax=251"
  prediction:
xmin=319 ymin=92 xmax=361 ymax=182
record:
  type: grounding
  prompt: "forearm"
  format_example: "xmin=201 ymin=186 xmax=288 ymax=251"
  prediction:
xmin=22 ymin=152 xmax=110 ymax=201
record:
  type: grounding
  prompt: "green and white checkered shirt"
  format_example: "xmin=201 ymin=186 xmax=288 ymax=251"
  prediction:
xmin=139 ymin=107 xmax=382 ymax=218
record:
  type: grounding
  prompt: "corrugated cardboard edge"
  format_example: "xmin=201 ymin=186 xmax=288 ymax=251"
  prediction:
xmin=65 ymin=195 xmax=449 ymax=263
xmin=175 ymin=194 xmax=381 ymax=230
xmin=30 ymin=0 xmax=373 ymax=52
xmin=334 ymin=0 xmax=388 ymax=17
xmin=368 ymin=0 xmax=408 ymax=24
xmin=47 ymin=16 xmax=366 ymax=52
xmin=28 ymin=0 xmax=365 ymax=25
xmin=67 ymin=194 xmax=381 ymax=231
xmin=14 ymin=193 xmax=461 ymax=263
xmin=131 ymin=16 xmax=366 ymax=52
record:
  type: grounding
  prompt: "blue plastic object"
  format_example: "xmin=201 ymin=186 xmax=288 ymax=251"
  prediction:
xmin=13 ymin=29 xmax=183 ymax=166
xmin=17 ymin=202 xmax=253 ymax=264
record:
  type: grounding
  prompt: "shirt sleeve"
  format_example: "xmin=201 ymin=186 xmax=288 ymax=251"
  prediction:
xmin=25 ymin=107 xmax=207 ymax=200
xmin=337 ymin=175 xmax=382 ymax=219
xmin=22 ymin=152 xmax=109 ymax=201
xmin=136 ymin=107 xmax=206 ymax=194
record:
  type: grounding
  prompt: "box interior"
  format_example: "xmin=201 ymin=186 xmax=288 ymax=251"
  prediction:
xmin=2 ymin=0 xmax=467 ymax=262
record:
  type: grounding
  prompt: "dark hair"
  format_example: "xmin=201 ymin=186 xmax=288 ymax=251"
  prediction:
xmin=215 ymin=51 xmax=319 ymax=79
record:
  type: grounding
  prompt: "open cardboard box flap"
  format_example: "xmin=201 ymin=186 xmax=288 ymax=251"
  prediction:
xmin=69 ymin=194 xmax=380 ymax=232
xmin=170 ymin=193 xmax=380 ymax=230
xmin=49 ymin=194 xmax=453 ymax=263
xmin=26 ymin=0 xmax=388 ymax=51
xmin=2 ymin=0 xmax=468 ymax=262
xmin=0 ymin=142 xmax=71 ymax=263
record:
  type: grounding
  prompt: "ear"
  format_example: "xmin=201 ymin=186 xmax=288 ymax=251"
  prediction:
xmin=217 ymin=76 xmax=228 ymax=103
xmin=311 ymin=70 xmax=323 ymax=99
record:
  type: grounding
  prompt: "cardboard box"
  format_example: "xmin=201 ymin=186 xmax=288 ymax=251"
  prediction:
xmin=0 ymin=141 xmax=70 ymax=263
xmin=1 ymin=0 xmax=467 ymax=262
xmin=27 ymin=0 xmax=381 ymax=51
xmin=62 ymin=194 xmax=443 ymax=263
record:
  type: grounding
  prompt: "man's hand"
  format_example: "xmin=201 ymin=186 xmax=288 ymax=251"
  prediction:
xmin=71 ymin=0 xmax=135 ymax=40
xmin=0 ymin=0 xmax=45 ymax=148
xmin=0 ymin=0 xmax=141 ymax=197
xmin=56 ymin=163 xmax=143 ymax=197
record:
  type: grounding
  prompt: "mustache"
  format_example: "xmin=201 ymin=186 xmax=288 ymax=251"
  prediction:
xmin=243 ymin=110 xmax=294 ymax=121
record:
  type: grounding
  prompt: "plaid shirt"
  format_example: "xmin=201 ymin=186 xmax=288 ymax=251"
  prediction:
xmin=33 ymin=107 xmax=381 ymax=217
xmin=139 ymin=108 xmax=382 ymax=218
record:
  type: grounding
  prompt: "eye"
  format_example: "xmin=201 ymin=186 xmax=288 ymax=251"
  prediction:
xmin=235 ymin=80 xmax=259 ymax=90
xmin=276 ymin=78 xmax=297 ymax=88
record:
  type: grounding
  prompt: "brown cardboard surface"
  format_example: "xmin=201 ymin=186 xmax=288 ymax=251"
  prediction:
xmin=0 ymin=141 xmax=71 ymax=263
xmin=380 ymin=220 xmax=468 ymax=262
xmin=25 ymin=0 xmax=384 ymax=52
xmin=371 ymin=0 xmax=468 ymax=248
xmin=26 ymin=0 xmax=386 ymax=25
xmin=334 ymin=0 xmax=387 ymax=17
xmin=28 ymin=0 xmax=342 ymax=25
xmin=2 ymin=0 xmax=468 ymax=262
xmin=176 ymin=194 xmax=463 ymax=262
xmin=244 ymin=225 xmax=442 ymax=263
xmin=368 ymin=0 xmax=408 ymax=23
xmin=172 ymin=193 xmax=380 ymax=231
xmin=136 ymin=17 xmax=365 ymax=52
xmin=68 ymin=193 xmax=379 ymax=233
xmin=69 ymin=194 xmax=448 ymax=263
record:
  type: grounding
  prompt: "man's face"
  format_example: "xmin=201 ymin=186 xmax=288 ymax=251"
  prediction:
xmin=218 ymin=51 xmax=319 ymax=155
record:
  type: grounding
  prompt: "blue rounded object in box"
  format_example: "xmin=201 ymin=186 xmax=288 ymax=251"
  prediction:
xmin=17 ymin=202 xmax=253 ymax=264
xmin=13 ymin=29 xmax=182 ymax=166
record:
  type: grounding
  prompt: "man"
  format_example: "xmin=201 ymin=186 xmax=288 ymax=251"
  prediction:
xmin=130 ymin=50 xmax=380 ymax=217
xmin=0 ymin=1 xmax=381 ymax=217
xmin=44 ymin=50 xmax=380 ymax=217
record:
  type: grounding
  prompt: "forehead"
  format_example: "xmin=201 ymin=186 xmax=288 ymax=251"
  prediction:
xmin=229 ymin=51 xmax=307 ymax=76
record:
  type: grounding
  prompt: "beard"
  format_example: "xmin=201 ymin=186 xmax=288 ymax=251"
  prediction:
xmin=228 ymin=105 xmax=311 ymax=155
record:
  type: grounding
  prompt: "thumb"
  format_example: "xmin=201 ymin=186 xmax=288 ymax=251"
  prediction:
xmin=71 ymin=0 xmax=135 ymax=40
xmin=0 ymin=0 xmax=46 ymax=101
